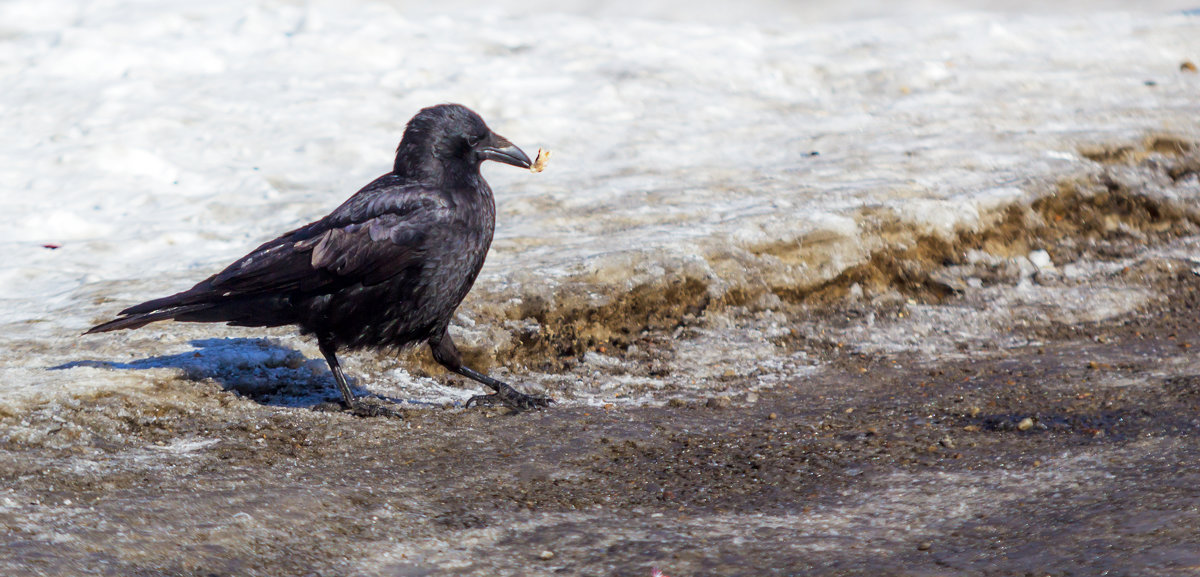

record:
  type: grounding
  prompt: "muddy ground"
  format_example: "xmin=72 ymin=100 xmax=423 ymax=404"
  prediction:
xmin=3 ymin=147 xmax=1200 ymax=576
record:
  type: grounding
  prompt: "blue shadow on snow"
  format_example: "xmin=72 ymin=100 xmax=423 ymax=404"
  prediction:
xmin=52 ymin=338 xmax=419 ymax=408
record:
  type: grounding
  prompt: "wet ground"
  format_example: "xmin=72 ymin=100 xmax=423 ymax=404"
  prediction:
xmin=4 ymin=147 xmax=1200 ymax=576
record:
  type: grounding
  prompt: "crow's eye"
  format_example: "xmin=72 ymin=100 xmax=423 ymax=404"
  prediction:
xmin=465 ymin=135 xmax=482 ymax=147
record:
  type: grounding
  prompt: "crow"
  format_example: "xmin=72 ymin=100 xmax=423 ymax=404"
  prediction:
xmin=86 ymin=103 xmax=552 ymax=416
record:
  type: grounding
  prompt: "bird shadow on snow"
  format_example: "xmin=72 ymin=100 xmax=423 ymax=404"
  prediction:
xmin=51 ymin=338 xmax=432 ymax=409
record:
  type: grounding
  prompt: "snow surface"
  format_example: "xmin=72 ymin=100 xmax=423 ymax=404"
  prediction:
xmin=1 ymin=0 xmax=1198 ymax=407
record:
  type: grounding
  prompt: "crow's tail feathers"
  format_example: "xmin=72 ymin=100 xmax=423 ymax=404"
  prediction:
xmin=85 ymin=304 xmax=217 ymax=334
xmin=85 ymin=285 xmax=297 ymax=334
xmin=84 ymin=281 xmax=222 ymax=335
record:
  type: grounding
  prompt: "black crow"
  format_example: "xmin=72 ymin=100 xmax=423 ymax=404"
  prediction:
xmin=87 ymin=104 xmax=552 ymax=415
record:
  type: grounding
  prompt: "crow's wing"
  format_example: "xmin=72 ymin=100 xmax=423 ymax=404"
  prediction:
xmin=209 ymin=177 xmax=451 ymax=296
xmin=115 ymin=177 xmax=452 ymax=318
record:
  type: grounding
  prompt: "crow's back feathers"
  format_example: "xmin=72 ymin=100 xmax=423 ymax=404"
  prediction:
xmin=97 ymin=180 xmax=455 ymax=330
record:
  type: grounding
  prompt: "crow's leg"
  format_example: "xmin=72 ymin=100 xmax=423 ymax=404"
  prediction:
xmin=318 ymin=337 xmax=401 ymax=419
xmin=430 ymin=332 xmax=552 ymax=411
xmin=318 ymin=338 xmax=357 ymax=408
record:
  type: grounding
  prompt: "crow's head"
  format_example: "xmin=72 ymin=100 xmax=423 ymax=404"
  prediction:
xmin=394 ymin=104 xmax=531 ymax=179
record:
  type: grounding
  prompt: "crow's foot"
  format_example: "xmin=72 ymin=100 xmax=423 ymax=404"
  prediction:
xmin=465 ymin=384 xmax=553 ymax=412
xmin=349 ymin=397 xmax=405 ymax=419
xmin=315 ymin=398 xmax=403 ymax=419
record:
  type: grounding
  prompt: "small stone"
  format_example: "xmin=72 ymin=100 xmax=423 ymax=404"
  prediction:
xmin=967 ymin=406 xmax=982 ymax=418
xmin=939 ymin=436 xmax=955 ymax=449
xmin=706 ymin=396 xmax=732 ymax=410
xmin=768 ymin=413 xmax=778 ymax=420
xmin=745 ymin=392 xmax=759 ymax=404
xmin=918 ymin=541 xmax=932 ymax=551
xmin=539 ymin=550 xmax=554 ymax=560
xmin=667 ymin=398 xmax=689 ymax=408
xmin=847 ymin=283 xmax=864 ymax=301
xmin=1017 ymin=417 xmax=1034 ymax=431
xmin=1028 ymin=249 xmax=1053 ymax=270
xmin=1182 ymin=60 xmax=1198 ymax=73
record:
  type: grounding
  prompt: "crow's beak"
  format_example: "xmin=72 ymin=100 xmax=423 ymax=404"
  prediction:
xmin=479 ymin=134 xmax=532 ymax=169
